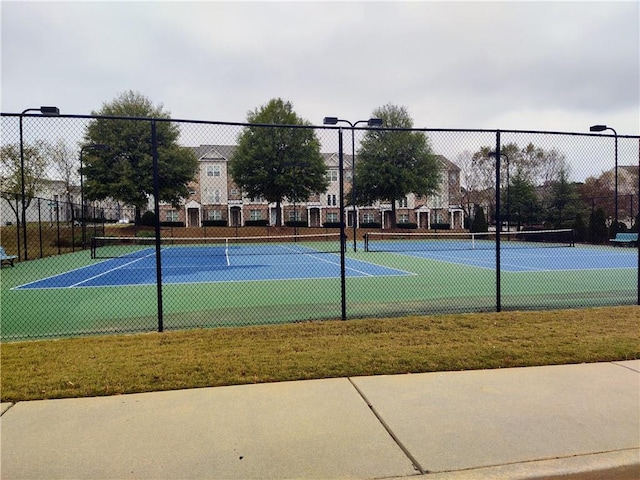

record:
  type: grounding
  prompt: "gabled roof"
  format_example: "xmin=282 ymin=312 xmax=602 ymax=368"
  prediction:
xmin=435 ymin=155 xmax=460 ymax=172
xmin=187 ymin=145 xmax=456 ymax=173
xmin=190 ymin=145 xmax=236 ymax=161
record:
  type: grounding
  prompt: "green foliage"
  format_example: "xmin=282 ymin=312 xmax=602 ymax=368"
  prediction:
xmin=590 ymin=208 xmax=609 ymax=244
xmin=140 ymin=210 xmax=156 ymax=226
xmin=546 ymin=169 xmax=581 ymax=228
xmin=471 ymin=205 xmax=488 ymax=232
xmin=572 ymin=213 xmax=587 ymax=243
xmin=506 ymin=170 xmax=539 ymax=228
xmin=82 ymin=90 xmax=199 ymax=215
xmin=230 ymin=98 xmax=328 ymax=226
xmin=354 ymin=104 xmax=441 ymax=228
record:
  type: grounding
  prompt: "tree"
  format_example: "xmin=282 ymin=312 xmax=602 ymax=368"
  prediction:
xmin=590 ymin=207 xmax=609 ymax=244
xmin=354 ymin=104 xmax=441 ymax=228
xmin=545 ymin=168 xmax=580 ymax=228
xmin=229 ymin=98 xmax=327 ymax=227
xmin=82 ymin=90 xmax=198 ymax=220
xmin=471 ymin=205 xmax=488 ymax=232
xmin=507 ymin=170 xmax=539 ymax=229
xmin=49 ymin=139 xmax=79 ymax=218
xmin=0 ymin=141 xmax=49 ymax=223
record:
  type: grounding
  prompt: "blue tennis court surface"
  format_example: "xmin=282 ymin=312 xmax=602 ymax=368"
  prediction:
xmin=14 ymin=246 xmax=411 ymax=290
xmin=392 ymin=245 xmax=638 ymax=272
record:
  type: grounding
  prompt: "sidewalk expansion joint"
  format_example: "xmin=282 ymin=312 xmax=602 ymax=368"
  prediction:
xmin=348 ymin=377 xmax=428 ymax=475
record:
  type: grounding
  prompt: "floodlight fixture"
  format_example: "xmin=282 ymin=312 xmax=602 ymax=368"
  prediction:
xmin=323 ymin=117 xmax=339 ymax=125
xmin=39 ymin=106 xmax=60 ymax=116
xmin=589 ymin=125 xmax=608 ymax=132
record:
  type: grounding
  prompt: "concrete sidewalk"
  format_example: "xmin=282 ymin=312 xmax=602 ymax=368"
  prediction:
xmin=1 ymin=361 xmax=639 ymax=479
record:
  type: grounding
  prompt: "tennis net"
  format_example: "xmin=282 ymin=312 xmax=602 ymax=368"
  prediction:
xmin=364 ymin=229 xmax=575 ymax=253
xmin=91 ymin=233 xmax=342 ymax=261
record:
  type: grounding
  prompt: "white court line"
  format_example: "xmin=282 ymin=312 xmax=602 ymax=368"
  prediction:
xmin=277 ymin=245 xmax=412 ymax=277
xmin=69 ymin=252 xmax=156 ymax=287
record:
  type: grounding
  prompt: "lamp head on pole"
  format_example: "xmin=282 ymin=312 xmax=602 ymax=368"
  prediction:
xmin=39 ymin=106 xmax=60 ymax=116
xmin=367 ymin=118 xmax=383 ymax=127
xmin=323 ymin=117 xmax=339 ymax=125
xmin=590 ymin=124 xmax=608 ymax=132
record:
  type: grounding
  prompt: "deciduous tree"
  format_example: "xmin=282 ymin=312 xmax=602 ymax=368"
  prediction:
xmin=229 ymin=98 xmax=327 ymax=226
xmin=354 ymin=104 xmax=441 ymax=228
xmin=82 ymin=90 xmax=198 ymax=220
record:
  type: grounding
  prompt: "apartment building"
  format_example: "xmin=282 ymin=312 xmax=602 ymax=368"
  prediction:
xmin=159 ymin=145 xmax=464 ymax=230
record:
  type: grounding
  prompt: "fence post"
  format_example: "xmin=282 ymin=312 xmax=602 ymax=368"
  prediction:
xmin=151 ymin=120 xmax=164 ymax=332
xmin=15 ymin=197 xmax=21 ymax=261
xmin=495 ymin=131 xmax=502 ymax=312
xmin=338 ymin=127 xmax=347 ymax=320
xmin=37 ymin=197 xmax=43 ymax=258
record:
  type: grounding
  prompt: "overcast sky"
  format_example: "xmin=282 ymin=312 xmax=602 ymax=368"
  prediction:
xmin=2 ymin=1 xmax=639 ymax=136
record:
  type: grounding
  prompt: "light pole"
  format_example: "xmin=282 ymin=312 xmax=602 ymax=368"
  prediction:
xmin=590 ymin=124 xmax=618 ymax=233
xmin=19 ymin=106 xmax=60 ymax=260
xmin=323 ymin=116 xmax=383 ymax=251
xmin=79 ymin=144 xmax=109 ymax=248
xmin=488 ymin=151 xmax=510 ymax=231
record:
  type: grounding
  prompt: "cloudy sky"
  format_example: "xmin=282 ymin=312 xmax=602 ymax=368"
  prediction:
xmin=2 ymin=1 xmax=638 ymax=135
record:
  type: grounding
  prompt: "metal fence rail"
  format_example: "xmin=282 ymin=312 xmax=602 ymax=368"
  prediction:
xmin=1 ymin=112 xmax=638 ymax=340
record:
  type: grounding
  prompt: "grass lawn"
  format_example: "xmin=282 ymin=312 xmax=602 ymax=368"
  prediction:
xmin=1 ymin=305 xmax=638 ymax=402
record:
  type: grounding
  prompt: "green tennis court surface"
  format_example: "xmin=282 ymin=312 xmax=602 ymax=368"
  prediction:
xmin=1 ymin=236 xmax=637 ymax=341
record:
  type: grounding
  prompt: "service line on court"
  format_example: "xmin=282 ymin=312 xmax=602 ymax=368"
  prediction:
xmin=68 ymin=252 xmax=156 ymax=288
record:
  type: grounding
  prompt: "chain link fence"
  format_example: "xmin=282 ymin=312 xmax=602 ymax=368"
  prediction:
xmin=1 ymin=113 xmax=638 ymax=340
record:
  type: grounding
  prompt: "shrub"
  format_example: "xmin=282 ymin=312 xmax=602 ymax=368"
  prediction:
xmin=396 ymin=222 xmax=418 ymax=229
xmin=284 ymin=221 xmax=308 ymax=228
xmin=245 ymin=220 xmax=269 ymax=227
xmin=139 ymin=211 xmax=156 ymax=226
xmin=360 ymin=222 xmax=381 ymax=229
xmin=431 ymin=223 xmax=451 ymax=230
xmin=471 ymin=206 xmax=488 ymax=232
xmin=159 ymin=221 xmax=185 ymax=227
xmin=203 ymin=220 xmax=228 ymax=227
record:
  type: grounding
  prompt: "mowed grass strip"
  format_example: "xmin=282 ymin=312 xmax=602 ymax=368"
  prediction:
xmin=2 ymin=306 xmax=639 ymax=402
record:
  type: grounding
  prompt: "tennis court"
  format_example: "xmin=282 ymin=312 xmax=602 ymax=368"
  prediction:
xmin=1 ymin=230 xmax=638 ymax=341
xmin=13 ymin=234 xmax=410 ymax=289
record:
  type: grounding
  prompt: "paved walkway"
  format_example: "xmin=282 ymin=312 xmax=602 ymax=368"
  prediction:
xmin=1 ymin=361 xmax=639 ymax=479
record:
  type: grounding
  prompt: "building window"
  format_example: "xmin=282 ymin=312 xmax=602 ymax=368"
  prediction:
xmin=230 ymin=189 xmax=239 ymax=196
xmin=363 ymin=213 xmax=375 ymax=223
xmin=326 ymin=170 xmax=338 ymax=182
xmin=326 ymin=194 xmax=337 ymax=206
xmin=166 ymin=210 xmax=179 ymax=222
xmin=398 ymin=197 xmax=408 ymax=208
xmin=206 ymin=165 xmax=221 ymax=177
xmin=189 ymin=189 xmax=196 ymax=196
xmin=398 ymin=214 xmax=409 ymax=224
xmin=250 ymin=209 xmax=262 ymax=221
xmin=288 ymin=210 xmax=302 ymax=222
xmin=207 ymin=210 xmax=222 ymax=220
xmin=326 ymin=212 xmax=338 ymax=223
